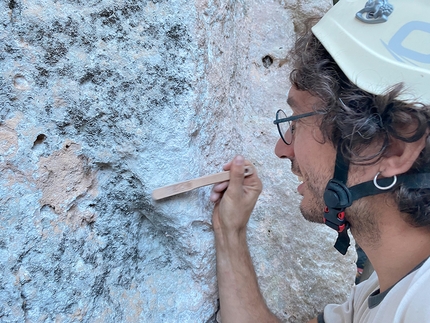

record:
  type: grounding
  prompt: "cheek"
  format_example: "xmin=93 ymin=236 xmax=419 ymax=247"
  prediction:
xmin=294 ymin=126 xmax=337 ymax=174
xmin=294 ymin=137 xmax=318 ymax=162
xmin=297 ymin=146 xmax=335 ymax=183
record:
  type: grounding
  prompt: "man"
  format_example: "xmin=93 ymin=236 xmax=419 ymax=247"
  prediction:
xmin=210 ymin=0 xmax=430 ymax=322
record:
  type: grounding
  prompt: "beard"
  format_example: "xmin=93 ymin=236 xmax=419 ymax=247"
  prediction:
xmin=291 ymin=160 xmax=330 ymax=224
xmin=347 ymin=196 xmax=382 ymax=247
xmin=295 ymin=157 xmax=382 ymax=246
xmin=299 ymin=180 xmax=327 ymax=224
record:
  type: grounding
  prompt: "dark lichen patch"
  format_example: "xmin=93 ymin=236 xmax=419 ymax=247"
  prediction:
xmin=166 ymin=24 xmax=189 ymax=44
xmin=51 ymin=17 xmax=80 ymax=39
xmin=98 ymin=8 xmax=121 ymax=26
xmin=43 ymin=40 xmax=68 ymax=65
xmin=57 ymin=64 xmax=74 ymax=77
xmin=35 ymin=66 xmax=50 ymax=87
xmin=78 ymin=33 xmax=98 ymax=52
xmin=2 ymin=43 xmax=20 ymax=60
xmin=91 ymin=2 xmax=145 ymax=35
xmin=78 ymin=67 xmax=116 ymax=85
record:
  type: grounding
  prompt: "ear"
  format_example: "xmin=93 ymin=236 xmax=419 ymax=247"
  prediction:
xmin=379 ymin=135 xmax=428 ymax=178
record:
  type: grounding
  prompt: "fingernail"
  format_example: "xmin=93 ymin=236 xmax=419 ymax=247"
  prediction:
xmin=235 ymin=155 xmax=244 ymax=165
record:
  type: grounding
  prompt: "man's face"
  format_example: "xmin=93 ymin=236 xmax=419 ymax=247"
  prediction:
xmin=274 ymin=87 xmax=385 ymax=240
xmin=274 ymin=87 xmax=336 ymax=223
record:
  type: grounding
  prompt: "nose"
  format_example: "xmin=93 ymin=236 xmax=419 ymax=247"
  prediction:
xmin=275 ymin=137 xmax=294 ymax=159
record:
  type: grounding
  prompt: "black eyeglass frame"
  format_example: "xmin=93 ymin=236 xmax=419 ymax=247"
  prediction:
xmin=273 ymin=109 xmax=319 ymax=145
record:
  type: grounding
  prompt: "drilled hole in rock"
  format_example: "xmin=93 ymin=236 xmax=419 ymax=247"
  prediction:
xmin=13 ymin=74 xmax=30 ymax=90
xmin=262 ymin=55 xmax=273 ymax=68
xmin=33 ymin=134 xmax=47 ymax=146
xmin=9 ymin=0 xmax=17 ymax=10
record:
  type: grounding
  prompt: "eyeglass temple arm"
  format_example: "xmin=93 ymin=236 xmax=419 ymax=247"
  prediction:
xmin=273 ymin=111 xmax=319 ymax=124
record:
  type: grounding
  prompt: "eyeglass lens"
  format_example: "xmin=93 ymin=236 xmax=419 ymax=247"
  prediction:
xmin=276 ymin=110 xmax=292 ymax=145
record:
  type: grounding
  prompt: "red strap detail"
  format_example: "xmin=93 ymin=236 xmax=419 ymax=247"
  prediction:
xmin=338 ymin=224 xmax=346 ymax=232
xmin=337 ymin=211 xmax=345 ymax=221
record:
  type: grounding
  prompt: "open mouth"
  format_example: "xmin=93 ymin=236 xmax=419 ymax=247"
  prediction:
xmin=297 ymin=176 xmax=304 ymax=182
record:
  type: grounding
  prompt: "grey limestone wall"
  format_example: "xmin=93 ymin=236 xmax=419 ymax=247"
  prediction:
xmin=0 ymin=0 xmax=356 ymax=322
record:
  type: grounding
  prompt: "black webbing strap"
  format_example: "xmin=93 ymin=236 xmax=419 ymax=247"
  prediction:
xmin=349 ymin=173 xmax=430 ymax=201
xmin=333 ymin=144 xmax=349 ymax=184
xmin=330 ymin=144 xmax=351 ymax=255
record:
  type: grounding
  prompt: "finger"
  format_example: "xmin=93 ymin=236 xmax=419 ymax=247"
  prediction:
xmin=212 ymin=181 xmax=229 ymax=193
xmin=210 ymin=190 xmax=223 ymax=203
xmin=227 ymin=155 xmax=245 ymax=195
xmin=210 ymin=187 xmax=227 ymax=202
xmin=210 ymin=181 xmax=229 ymax=202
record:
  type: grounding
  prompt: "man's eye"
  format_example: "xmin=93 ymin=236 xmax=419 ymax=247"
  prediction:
xmin=291 ymin=123 xmax=296 ymax=134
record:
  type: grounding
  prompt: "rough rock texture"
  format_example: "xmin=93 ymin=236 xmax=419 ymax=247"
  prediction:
xmin=0 ymin=0 xmax=356 ymax=322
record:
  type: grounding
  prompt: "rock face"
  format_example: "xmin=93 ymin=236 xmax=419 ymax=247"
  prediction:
xmin=0 ymin=0 xmax=356 ymax=322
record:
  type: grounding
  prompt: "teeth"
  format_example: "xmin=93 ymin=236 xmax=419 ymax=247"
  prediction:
xmin=297 ymin=176 xmax=303 ymax=182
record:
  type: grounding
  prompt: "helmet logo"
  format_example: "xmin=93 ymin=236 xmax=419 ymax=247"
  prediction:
xmin=381 ymin=21 xmax=430 ymax=65
xmin=356 ymin=0 xmax=394 ymax=24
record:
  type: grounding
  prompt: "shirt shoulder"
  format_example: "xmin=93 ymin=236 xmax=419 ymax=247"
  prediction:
xmin=322 ymin=273 xmax=379 ymax=323
xmin=322 ymin=257 xmax=430 ymax=323
xmin=394 ymin=258 xmax=430 ymax=322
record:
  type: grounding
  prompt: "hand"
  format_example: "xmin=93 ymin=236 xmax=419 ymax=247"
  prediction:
xmin=211 ymin=155 xmax=262 ymax=235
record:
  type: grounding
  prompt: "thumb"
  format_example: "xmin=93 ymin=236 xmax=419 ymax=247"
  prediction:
xmin=227 ymin=155 xmax=245 ymax=194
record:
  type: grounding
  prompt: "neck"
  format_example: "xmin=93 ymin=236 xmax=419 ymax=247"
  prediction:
xmin=351 ymin=198 xmax=430 ymax=292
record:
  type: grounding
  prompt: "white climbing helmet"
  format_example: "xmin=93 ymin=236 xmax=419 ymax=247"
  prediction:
xmin=312 ymin=0 xmax=430 ymax=105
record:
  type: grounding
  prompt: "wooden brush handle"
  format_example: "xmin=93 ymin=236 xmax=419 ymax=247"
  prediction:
xmin=152 ymin=166 xmax=253 ymax=200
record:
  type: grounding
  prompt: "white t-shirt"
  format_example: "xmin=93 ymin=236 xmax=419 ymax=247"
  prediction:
xmin=318 ymin=257 xmax=430 ymax=323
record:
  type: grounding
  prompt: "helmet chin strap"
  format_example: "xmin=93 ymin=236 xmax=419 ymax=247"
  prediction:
xmin=323 ymin=144 xmax=352 ymax=255
xmin=323 ymin=144 xmax=430 ymax=255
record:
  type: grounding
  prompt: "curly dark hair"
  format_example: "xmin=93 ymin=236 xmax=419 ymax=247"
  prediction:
xmin=288 ymin=19 xmax=430 ymax=228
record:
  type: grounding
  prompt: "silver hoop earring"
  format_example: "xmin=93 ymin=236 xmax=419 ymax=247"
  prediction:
xmin=373 ymin=172 xmax=397 ymax=190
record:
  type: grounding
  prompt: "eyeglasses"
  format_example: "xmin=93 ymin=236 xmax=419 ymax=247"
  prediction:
xmin=273 ymin=109 xmax=319 ymax=145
